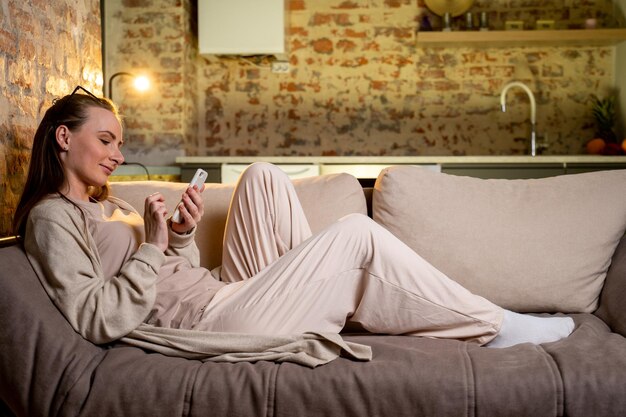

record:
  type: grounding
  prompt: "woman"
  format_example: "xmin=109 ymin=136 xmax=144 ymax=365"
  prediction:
xmin=13 ymin=88 xmax=574 ymax=348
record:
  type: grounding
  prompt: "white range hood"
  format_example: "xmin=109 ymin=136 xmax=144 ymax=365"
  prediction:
xmin=198 ymin=0 xmax=287 ymax=59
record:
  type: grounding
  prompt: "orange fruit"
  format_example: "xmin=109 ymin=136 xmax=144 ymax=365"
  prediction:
xmin=622 ymin=139 xmax=626 ymax=153
xmin=586 ymin=138 xmax=606 ymax=154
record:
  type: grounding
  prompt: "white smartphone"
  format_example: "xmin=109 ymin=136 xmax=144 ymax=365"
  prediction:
xmin=171 ymin=168 xmax=208 ymax=223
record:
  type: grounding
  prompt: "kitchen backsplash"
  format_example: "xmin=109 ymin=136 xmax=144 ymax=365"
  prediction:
xmin=105 ymin=0 xmax=619 ymax=162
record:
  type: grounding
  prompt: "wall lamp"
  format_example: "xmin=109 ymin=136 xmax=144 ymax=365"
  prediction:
xmin=107 ymin=72 xmax=151 ymax=100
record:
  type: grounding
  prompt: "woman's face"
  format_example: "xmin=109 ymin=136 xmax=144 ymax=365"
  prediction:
xmin=59 ymin=106 xmax=124 ymax=200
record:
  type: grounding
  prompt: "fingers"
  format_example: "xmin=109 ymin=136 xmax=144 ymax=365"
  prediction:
xmin=143 ymin=192 xmax=169 ymax=251
xmin=145 ymin=192 xmax=168 ymax=220
xmin=170 ymin=187 xmax=204 ymax=234
xmin=170 ymin=200 xmax=198 ymax=235
xmin=181 ymin=187 xmax=204 ymax=221
xmin=176 ymin=202 xmax=196 ymax=226
xmin=177 ymin=198 xmax=200 ymax=225
xmin=187 ymin=185 xmax=204 ymax=208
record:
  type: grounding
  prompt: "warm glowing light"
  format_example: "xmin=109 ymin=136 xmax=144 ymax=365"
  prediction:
xmin=95 ymin=73 xmax=104 ymax=89
xmin=107 ymin=72 xmax=152 ymax=99
xmin=133 ymin=75 xmax=150 ymax=92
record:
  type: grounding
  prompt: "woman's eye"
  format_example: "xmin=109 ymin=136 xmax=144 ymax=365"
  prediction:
xmin=100 ymin=139 xmax=110 ymax=145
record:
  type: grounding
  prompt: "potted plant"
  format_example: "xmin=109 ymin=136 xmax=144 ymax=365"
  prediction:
xmin=586 ymin=94 xmax=625 ymax=155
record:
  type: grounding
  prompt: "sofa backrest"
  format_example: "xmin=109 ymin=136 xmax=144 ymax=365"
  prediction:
xmin=0 ymin=245 xmax=104 ymax=417
xmin=372 ymin=166 xmax=626 ymax=314
xmin=595 ymin=232 xmax=626 ymax=336
xmin=110 ymin=172 xmax=367 ymax=269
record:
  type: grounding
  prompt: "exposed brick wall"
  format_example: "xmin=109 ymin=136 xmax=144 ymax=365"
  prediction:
xmin=104 ymin=0 xmax=197 ymax=165
xmin=2 ymin=0 xmax=621 ymax=234
xmin=195 ymin=0 xmax=617 ymax=156
xmin=183 ymin=0 xmax=200 ymax=154
xmin=0 ymin=0 xmax=102 ymax=236
xmin=104 ymin=0 xmax=620 ymax=161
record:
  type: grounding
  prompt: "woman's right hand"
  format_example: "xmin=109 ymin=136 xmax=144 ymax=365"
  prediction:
xmin=144 ymin=192 xmax=169 ymax=252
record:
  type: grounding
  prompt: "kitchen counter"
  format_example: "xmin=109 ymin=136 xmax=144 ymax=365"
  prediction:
xmin=176 ymin=155 xmax=626 ymax=164
xmin=176 ymin=155 xmax=626 ymax=183
xmin=110 ymin=164 xmax=181 ymax=182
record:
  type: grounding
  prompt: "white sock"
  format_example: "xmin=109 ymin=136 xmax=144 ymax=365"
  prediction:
xmin=486 ymin=310 xmax=575 ymax=348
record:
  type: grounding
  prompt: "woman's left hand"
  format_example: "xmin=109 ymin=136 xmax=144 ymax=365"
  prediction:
xmin=170 ymin=185 xmax=205 ymax=234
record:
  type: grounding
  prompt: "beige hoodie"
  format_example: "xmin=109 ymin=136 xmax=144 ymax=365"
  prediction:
xmin=24 ymin=194 xmax=370 ymax=367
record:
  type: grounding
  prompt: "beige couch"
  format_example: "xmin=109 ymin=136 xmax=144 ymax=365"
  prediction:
xmin=1 ymin=166 xmax=625 ymax=416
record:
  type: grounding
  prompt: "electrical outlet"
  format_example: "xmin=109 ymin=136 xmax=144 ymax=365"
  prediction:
xmin=271 ymin=61 xmax=290 ymax=73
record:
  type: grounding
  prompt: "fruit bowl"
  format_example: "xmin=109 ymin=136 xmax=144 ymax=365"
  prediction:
xmin=586 ymin=138 xmax=626 ymax=155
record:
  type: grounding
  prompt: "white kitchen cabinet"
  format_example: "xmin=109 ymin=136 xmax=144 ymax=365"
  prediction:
xmin=220 ymin=164 xmax=320 ymax=184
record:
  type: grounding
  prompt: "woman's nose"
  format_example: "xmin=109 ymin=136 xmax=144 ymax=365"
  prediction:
xmin=111 ymin=148 xmax=125 ymax=165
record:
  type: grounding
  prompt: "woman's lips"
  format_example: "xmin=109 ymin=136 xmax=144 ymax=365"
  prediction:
xmin=100 ymin=165 xmax=114 ymax=175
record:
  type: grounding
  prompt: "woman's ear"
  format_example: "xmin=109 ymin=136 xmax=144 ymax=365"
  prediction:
xmin=55 ymin=125 xmax=71 ymax=151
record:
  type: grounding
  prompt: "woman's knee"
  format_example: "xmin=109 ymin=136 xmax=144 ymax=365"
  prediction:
xmin=241 ymin=162 xmax=284 ymax=181
xmin=334 ymin=213 xmax=401 ymax=249
xmin=339 ymin=212 xmax=369 ymax=224
xmin=335 ymin=213 xmax=380 ymax=236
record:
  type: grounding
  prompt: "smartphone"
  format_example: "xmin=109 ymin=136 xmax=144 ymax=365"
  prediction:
xmin=171 ymin=168 xmax=208 ymax=223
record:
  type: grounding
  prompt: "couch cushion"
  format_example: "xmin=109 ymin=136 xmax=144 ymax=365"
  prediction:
xmin=2 ymin=244 xmax=626 ymax=417
xmin=0 ymin=245 xmax=105 ymax=417
xmin=595 ymin=233 xmax=626 ymax=336
xmin=0 ymin=244 xmax=278 ymax=417
xmin=278 ymin=314 xmax=626 ymax=417
xmin=373 ymin=167 xmax=626 ymax=313
xmin=110 ymin=172 xmax=367 ymax=269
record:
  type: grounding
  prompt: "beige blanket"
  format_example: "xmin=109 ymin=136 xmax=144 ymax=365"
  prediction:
xmin=121 ymin=324 xmax=372 ymax=367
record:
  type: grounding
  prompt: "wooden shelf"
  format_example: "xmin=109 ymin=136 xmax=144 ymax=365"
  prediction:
xmin=416 ymin=28 xmax=626 ymax=47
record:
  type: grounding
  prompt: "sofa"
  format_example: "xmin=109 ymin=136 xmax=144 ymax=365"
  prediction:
xmin=1 ymin=165 xmax=626 ymax=417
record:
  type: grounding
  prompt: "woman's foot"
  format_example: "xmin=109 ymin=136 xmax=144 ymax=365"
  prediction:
xmin=486 ymin=310 xmax=575 ymax=348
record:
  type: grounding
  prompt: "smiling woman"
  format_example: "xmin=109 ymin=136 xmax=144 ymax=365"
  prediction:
xmin=11 ymin=88 xmax=122 ymax=238
xmin=55 ymin=106 xmax=124 ymax=199
xmin=12 ymin=87 xmax=190 ymax=252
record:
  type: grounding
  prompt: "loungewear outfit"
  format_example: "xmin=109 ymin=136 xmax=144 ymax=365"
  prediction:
xmin=25 ymin=163 xmax=503 ymax=346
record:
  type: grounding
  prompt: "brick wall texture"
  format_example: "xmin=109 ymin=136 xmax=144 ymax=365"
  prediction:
xmin=0 ymin=0 xmax=103 ymax=236
xmin=106 ymin=0 xmax=620 ymax=161
xmin=104 ymin=0 xmax=197 ymax=165
xmin=1 ymin=0 xmax=623 ymax=235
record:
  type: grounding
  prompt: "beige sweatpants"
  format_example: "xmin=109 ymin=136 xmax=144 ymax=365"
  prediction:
xmin=195 ymin=163 xmax=503 ymax=345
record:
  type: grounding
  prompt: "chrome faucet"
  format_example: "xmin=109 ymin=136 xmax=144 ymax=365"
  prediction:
xmin=500 ymin=81 xmax=537 ymax=156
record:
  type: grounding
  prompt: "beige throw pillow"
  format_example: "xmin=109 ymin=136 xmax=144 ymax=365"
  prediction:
xmin=111 ymin=172 xmax=367 ymax=269
xmin=372 ymin=166 xmax=626 ymax=313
